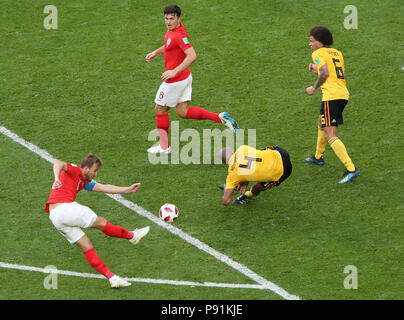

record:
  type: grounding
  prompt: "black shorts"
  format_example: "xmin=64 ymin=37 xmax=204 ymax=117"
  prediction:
xmin=260 ymin=146 xmax=292 ymax=190
xmin=320 ymin=99 xmax=348 ymax=127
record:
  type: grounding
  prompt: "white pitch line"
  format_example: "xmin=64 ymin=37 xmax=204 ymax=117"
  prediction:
xmin=0 ymin=262 xmax=269 ymax=290
xmin=0 ymin=126 xmax=57 ymax=163
xmin=0 ymin=125 xmax=300 ymax=300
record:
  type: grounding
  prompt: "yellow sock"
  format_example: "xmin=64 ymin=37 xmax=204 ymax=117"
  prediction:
xmin=245 ymin=190 xmax=254 ymax=198
xmin=329 ymin=137 xmax=355 ymax=171
xmin=315 ymin=127 xmax=327 ymax=159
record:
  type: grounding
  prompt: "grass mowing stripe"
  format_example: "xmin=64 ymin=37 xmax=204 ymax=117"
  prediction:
xmin=0 ymin=125 xmax=300 ymax=300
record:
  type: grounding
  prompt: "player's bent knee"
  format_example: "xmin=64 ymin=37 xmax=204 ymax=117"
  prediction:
xmin=91 ymin=216 xmax=107 ymax=229
xmin=175 ymin=105 xmax=189 ymax=118
xmin=155 ymin=104 xmax=169 ymax=114
xmin=175 ymin=109 xmax=187 ymax=118
xmin=324 ymin=127 xmax=337 ymax=142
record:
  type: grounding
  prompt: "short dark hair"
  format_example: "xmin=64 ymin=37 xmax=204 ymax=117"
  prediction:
xmin=164 ymin=4 xmax=181 ymax=17
xmin=81 ymin=153 xmax=102 ymax=169
xmin=310 ymin=26 xmax=333 ymax=46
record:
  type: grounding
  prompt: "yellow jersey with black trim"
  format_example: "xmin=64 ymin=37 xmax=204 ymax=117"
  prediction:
xmin=225 ymin=145 xmax=284 ymax=189
xmin=312 ymin=47 xmax=350 ymax=101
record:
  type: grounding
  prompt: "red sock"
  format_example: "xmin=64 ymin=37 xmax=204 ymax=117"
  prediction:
xmin=155 ymin=113 xmax=170 ymax=149
xmin=102 ymin=221 xmax=133 ymax=240
xmin=186 ymin=106 xmax=221 ymax=123
xmin=83 ymin=248 xmax=114 ymax=279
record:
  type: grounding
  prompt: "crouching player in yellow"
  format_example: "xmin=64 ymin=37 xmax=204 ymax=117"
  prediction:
xmin=219 ymin=145 xmax=292 ymax=205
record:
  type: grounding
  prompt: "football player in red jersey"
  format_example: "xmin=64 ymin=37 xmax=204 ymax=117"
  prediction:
xmin=45 ymin=153 xmax=150 ymax=288
xmin=145 ymin=5 xmax=239 ymax=154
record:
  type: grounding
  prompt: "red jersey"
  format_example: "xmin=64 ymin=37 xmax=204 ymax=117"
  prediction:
xmin=164 ymin=24 xmax=193 ymax=83
xmin=45 ymin=163 xmax=95 ymax=212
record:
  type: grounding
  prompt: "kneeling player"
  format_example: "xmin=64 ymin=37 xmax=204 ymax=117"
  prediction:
xmin=219 ymin=145 xmax=292 ymax=205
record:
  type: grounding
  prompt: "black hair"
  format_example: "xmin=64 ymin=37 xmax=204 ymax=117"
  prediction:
xmin=310 ymin=26 xmax=333 ymax=46
xmin=164 ymin=5 xmax=181 ymax=17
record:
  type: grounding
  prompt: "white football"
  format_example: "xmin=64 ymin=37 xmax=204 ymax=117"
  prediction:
xmin=159 ymin=203 xmax=179 ymax=222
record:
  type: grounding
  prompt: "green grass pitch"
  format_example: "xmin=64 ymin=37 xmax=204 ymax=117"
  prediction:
xmin=0 ymin=0 xmax=403 ymax=300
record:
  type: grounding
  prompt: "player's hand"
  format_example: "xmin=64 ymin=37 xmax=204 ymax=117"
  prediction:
xmin=237 ymin=183 xmax=248 ymax=194
xmin=161 ymin=70 xmax=177 ymax=81
xmin=306 ymin=86 xmax=316 ymax=95
xmin=145 ymin=52 xmax=157 ymax=63
xmin=52 ymin=179 xmax=62 ymax=189
xmin=309 ymin=63 xmax=317 ymax=73
xmin=126 ymin=183 xmax=141 ymax=193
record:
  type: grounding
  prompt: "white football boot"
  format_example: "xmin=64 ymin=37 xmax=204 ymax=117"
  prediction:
xmin=129 ymin=226 xmax=150 ymax=245
xmin=109 ymin=275 xmax=131 ymax=288
xmin=147 ymin=144 xmax=171 ymax=154
xmin=219 ymin=112 xmax=239 ymax=133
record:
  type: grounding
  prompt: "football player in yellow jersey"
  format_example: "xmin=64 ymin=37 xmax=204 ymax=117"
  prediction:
xmin=219 ymin=145 xmax=292 ymax=205
xmin=305 ymin=26 xmax=360 ymax=184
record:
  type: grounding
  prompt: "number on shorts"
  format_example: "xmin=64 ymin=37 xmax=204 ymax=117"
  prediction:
xmin=159 ymin=91 xmax=164 ymax=100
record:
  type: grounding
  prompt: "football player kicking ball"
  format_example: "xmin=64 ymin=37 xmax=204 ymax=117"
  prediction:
xmin=45 ymin=153 xmax=150 ymax=288
xmin=219 ymin=145 xmax=292 ymax=205
xmin=145 ymin=4 xmax=239 ymax=154
xmin=305 ymin=26 xmax=360 ymax=184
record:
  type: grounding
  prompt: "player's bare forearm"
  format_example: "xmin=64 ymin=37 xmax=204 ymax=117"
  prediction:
xmin=222 ymin=188 xmax=234 ymax=206
xmin=52 ymin=161 xmax=67 ymax=188
xmin=93 ymin=183 xmax=141 ymax=194
xmin=161 ymin=47 xmax=197 ymax=81
xmin=313 ymin=65 xmax=329 ymax=89
xmin=175 ymin=48 xmax=197 ymax=73
xmin=313 ymin=73 xmax=327 ymax=89
xmin=306 ymin=65 xmax=329 ymax=95
xmin=146 ymin=46 xmax=164 ymax=63
xmin=154 ymin=46 xmax=165 ymax=55
xmin=53 ymin=161 xmax=67 ymax=175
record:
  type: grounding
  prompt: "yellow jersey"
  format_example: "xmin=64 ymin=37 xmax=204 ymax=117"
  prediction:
xmin=312 ymin=47 xmax=350 ymax=101
xmin=225 ymin=145 xmax=284 ymax=189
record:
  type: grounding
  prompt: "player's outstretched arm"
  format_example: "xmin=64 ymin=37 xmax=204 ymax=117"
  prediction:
xmin=92 ymin=183 xmax=141 ymax=194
